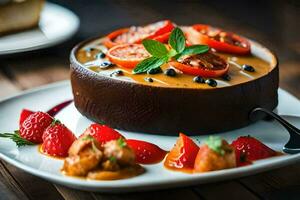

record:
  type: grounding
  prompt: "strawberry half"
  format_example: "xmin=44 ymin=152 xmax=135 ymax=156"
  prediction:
xmin=81 ymin=124 xmax=124 ymax=145
xmin=126 ymin=139 xmax=167 ymax=164
xmin=19 ymin=109 xmax=35 ymax=126
xmin=231 ymin=136 xmax=277 ymax=166
xmin=42 ymin=121 xmax=76 ymax=157
xmin=19 ymin=111 xmax=53 ymax=143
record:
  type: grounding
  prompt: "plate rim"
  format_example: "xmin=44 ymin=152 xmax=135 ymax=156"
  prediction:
xmin=1 ymin=81 xmax=300 ymax=192
xmin=0 ymin=2 xmax=80 ymax=55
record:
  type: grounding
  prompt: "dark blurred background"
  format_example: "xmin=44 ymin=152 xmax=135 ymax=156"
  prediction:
xmin=1 ymin=0 xmax=300 ymax=94
xmin=49 ymin=0 xmax=300 ymax=61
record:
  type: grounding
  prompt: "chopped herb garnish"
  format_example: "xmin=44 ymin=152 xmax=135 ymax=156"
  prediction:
xmin=109 ymin=156 xmax=117 ymax=162
xmin=204 ymin=136 xmax=225 ymax=155
xmin=133 ymin=27 xmax=209 ymax=74
xmin=117 ymin=138 xmax=127 ymax=148
xmin=82 ymin=135 xmax=94 ymax=141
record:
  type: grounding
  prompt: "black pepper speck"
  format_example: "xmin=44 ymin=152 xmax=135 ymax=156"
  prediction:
xmin=145 ymin=77 xmax=154 ymax=83
xmin=165 ymin=68 xmax=177 ymax=77
xmin=222 ymin=74 xmax=231 ymax=81
xmin=99 ymin=61 xmax=115 ymax=68
xmin=110 ymin=70 xmax=123 ymax=77
xmin=95 ymin=52 xmax=106 ymax=59
xmin=84 ymin=47 xmax=95 ymax=52
xmin=147 ymin=67 xmax=162 ymax=74
xmin=242 ymin=64 xmax=255 ymax=72
xmin=193 ymin=76 xmax=205 ymax=83
xmin=205 ymin=79 xmax=217 ymax=87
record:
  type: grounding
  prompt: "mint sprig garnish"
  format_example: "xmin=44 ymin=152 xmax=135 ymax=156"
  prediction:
xmin=174 ymin=45 xmax=210 ymax=60
xmin=142 ymin=40 xmax=168 ymax=58
xmin=168 ymin=27 xmax=185 ymax=53
xmin=133 ymin=27 xmax=209 ymax=74
xmin=133 ymin=56 xmax=168 ymax=74
xmin=0 ymin=130 xmax=34 ymax=147
xmin=204 ymin=136 xmax=225 ymax=156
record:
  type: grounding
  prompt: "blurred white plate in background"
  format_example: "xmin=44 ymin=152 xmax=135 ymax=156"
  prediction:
xmin=0 ymin=2 xmax=79 ymax=55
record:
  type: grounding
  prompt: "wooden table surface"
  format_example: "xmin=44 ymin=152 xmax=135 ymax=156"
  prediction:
xmin=0 ymin=0 xmax=299 ymax=199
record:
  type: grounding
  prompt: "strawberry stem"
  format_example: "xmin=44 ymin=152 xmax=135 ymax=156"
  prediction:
xmin=0 ymin=130 xmax=34 ymax=147
xmin=51 ymin=119 xmax=61 ymax=126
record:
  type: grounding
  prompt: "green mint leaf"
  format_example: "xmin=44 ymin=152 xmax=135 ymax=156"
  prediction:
xmin=142 ymin=39 xmax=168 ymax=58
xmin=168 ymin=27 xmax=185 ymax=53
xmin=167 ymin=48 xmax=178 ymax=58
xmin=204 ymin=136 xmax=225 ymax=155
xmin=181 ymin=45 xmax=209 ymax=56
xmin=133 ymin=56 xmax=168 ymax=74
xmin=175 ymin=45 xmax=209 ymax=60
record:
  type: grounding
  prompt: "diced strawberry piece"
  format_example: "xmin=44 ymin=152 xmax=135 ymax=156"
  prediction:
xmin=164 ymin=133 xmax=199 ymax=170
xmin=81 ymin=124 xmax=124 ymax=145
xmin=126 ymin=139 xmax=167 ymax=164
xmin=231 ymin=136 xmax=277 ymax=166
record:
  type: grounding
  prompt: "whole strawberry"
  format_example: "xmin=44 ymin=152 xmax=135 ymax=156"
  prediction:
xmin=19 ymin=109 xmax=35 ymax=126
xmin=231 ymin=136 xmax=276 ymax=166
xmin=81 ymin=124 xmax=123 ymax=145
xmin=19 ymin=111 xmax=53 ymax=143
xmin=42 ymin=121 xmax=76 ymax=157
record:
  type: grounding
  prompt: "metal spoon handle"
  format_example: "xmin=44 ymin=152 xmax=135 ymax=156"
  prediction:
xmin=251 ymin=108 xmax=300 ymax=134
xmin=250 ymin=107 xmax=300 ymax=154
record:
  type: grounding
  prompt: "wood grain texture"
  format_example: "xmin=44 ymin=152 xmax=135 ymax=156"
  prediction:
xmin=0 ymin=0 xmax=299 ymax=199
xmin=2 ymin=162 xmax=65 ymax=200
xmin=55 ymin=186 xmax=95 ymax=200
xmin=194 ymin=181 xmax=259 ymax=200
xmin=0 ymin=72 xmax=19 ymax=98
xmin=0 ymin=161 xmax=30 ymax=200
xmin=239 ymin=162 xmax=300 ymax=199
xmin=92 ymin=188 xmax=200 ymax=200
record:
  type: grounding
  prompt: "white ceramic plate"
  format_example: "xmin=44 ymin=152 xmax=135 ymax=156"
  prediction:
xmin=0 ymin=2 xmax=79 ymax=55
xmin=1 ymin=81 xmax=300 ymax=192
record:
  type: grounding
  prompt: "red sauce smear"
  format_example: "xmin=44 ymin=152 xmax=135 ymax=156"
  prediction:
xmin=46 ymin=100 xmax=73 ymax=117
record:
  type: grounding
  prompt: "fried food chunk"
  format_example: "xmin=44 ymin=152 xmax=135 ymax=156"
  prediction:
xmin=194 ymin=137 xmax=236 ymax=172
xmin=103 ymin=139 xmax=135 ymax=166
xmin=62 ymin=136 xmax=103 ymax=176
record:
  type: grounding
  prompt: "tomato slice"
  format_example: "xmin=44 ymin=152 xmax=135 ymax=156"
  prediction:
xmin=107 ymin=44 xmax=150 ymax=69
xmin=103 ymin=28 xmax=129 ymax=49
xmin=104 ymin=20 xmax=175 ymax=48
xmin=170 ymin=52 xmax=229 ymax=77
xmin=126 ymin=139 xmax=167 ymax=164
xmin=164 ymin=133 xmax=199 ymax=171
xmin=187 ymin=24 xmax=250 ymax=55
